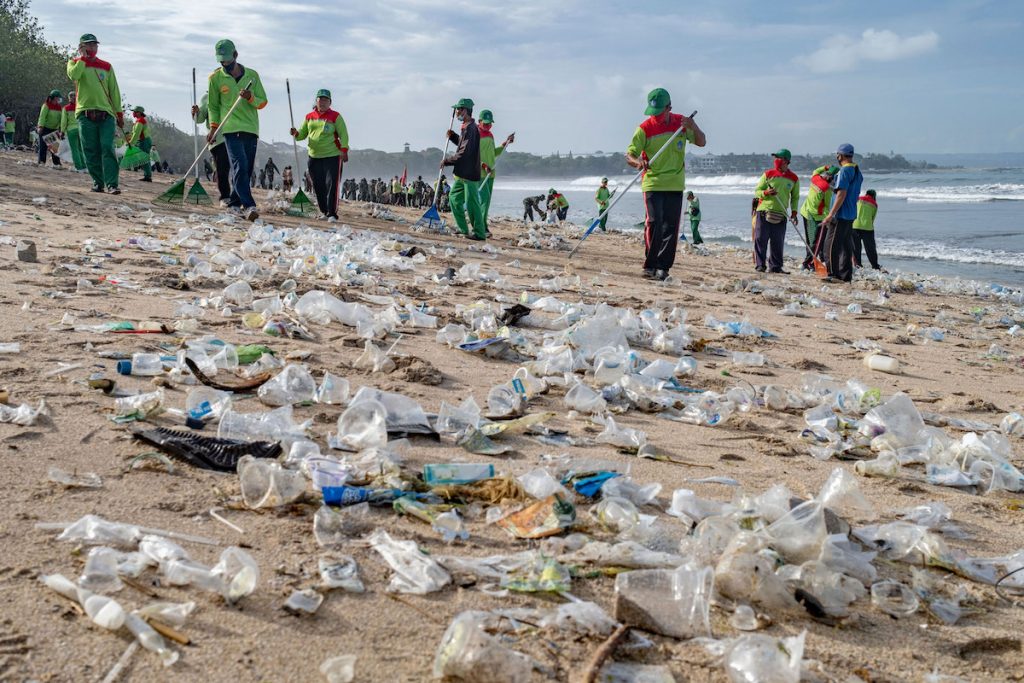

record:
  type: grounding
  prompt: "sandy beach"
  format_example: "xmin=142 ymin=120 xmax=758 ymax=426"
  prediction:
xmin=2 ymin=148 xmax=1024 ymax=683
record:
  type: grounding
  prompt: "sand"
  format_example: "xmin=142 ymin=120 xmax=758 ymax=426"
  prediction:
xmin=1 ymin=150 xmax=1023 ymax=683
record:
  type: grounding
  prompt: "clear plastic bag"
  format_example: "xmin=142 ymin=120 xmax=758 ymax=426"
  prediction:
xmin=257 ymin=363 xmax=317 ymax=406
xmin=368 ymin=529 xmax=451 ymax=594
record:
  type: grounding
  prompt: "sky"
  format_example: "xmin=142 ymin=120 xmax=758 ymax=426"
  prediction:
xmin=32 ymin=0 xmax=1024 ymax=156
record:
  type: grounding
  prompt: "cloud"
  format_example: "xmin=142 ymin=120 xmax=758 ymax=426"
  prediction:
xmin=803 ymin=28 xmax=939 ymax=74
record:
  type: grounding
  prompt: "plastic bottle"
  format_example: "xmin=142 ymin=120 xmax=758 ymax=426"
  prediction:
xmin=863 ymin=353 xmax=900 ymax=374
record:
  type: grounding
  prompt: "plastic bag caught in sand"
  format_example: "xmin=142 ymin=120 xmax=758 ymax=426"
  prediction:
xmin=368 ymin=529 xmax=451 ymax=594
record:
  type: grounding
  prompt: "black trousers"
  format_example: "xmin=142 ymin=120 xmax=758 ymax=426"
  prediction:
xmin=853 ymin=229 xmax=880 ymax=269
xmin=824 ymin=217 xmax=855 ymax=282
xmin=753 ymin=212 xmax=787 ymax=271
xmin=211 ymin=143 xmax=231 ymax=201
xmin=309 ymin=155 xmax=343 ymax=218
xmin=642 ymin=191 xmax=684 ymax=272
xmin=38 ymin=127 xmax=60 ymax=165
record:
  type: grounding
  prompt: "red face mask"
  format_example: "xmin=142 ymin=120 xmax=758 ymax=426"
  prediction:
xmin=479 ymin=123 xmax=492 ymax=133
xmin=773 ymin=157 xmax=787 ymax=172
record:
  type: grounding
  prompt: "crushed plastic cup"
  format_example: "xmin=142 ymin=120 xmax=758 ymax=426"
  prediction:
xmin=315 ymin=372 xmax=350 ymax=405
xmin=257 ymin=363 xmax=317 ymax=406
xmin=614 ymin=565 xmax=713 ymax=638
xmin=730 ymin=604 xmax=761 ymax=631
xmin=433 ymin=611 xmax=533 ymax=683
xmin=124 ymin=612 xmax=178 ymax=667
xmin=320 ymin=654 xmax=357 ymax=683
xmin=314 ymin=503 xmax=372 ymax=545
xmin=368 ymin=529 xmax=451 ymax=594
xmin=237 ymin=454 xmax=306 ymax=509
xmin=210 ymin=546 xmax=260 ymax=603
xmin=79 ymin=546 xmax=124 ymax=593
xmin=432 ymin=510 xmax=469 ymax=543
xmin=564 ymin=381 xmax=607 ymax=413
xmin=319 ymin=555 xmax=365 ymax=592
xmin=48 ymin=466 xmax=103 ymax=489
xmin=284 ymin=588 xmax=324 ymax=615
xmin=871 ymin=579 xmax=919 ymax=617
xmin=731 ymin=351 xmax=765 ymax=367
xmin=486 ymin=383 xmax=523 ymax=417
xmin=223 ymin=280 xmax=253 ymax=307
xmin=333 ymin=399 xmax=388 ymax=451
xmin=724 ymin=631 xmax=805 ymax=683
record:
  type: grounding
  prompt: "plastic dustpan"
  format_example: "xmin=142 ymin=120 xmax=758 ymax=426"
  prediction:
xmin=184 ymin=179 xmax=212 ymax=205
xmin=286 ymin=188 xmax=315 ymax=217
xmin=154 ymin=178 xmax=185 ymax=204
xmin=414 ymin=203 xmax=445 ymax=231
xmin=119 ymin=144 xmax=150 ymax=170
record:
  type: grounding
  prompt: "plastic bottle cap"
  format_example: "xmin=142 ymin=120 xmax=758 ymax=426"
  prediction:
xmin=116 ymin=360 xmax=132 ymax=375
xmin=185 ymin=416 xmax=205 ymax=430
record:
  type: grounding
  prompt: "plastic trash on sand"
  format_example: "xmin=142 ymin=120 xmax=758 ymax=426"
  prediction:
xmin=871 ymin=579 xmax=919 ymax=617
xmin=238 ymin=455 xmax=306 ymax=509
xmin=56 ymin=514 xmax=141 ymax=547
xmin=320 ymin=654 xmax=357 ymax=683
xmin=124 ymin=612 xmax=178 ymax=667
xmin=723 ymin=630 xmax=805 ymax=683
xmin=353 ymin=339 xmax=396 ymax=373
xmin=315 ymin=372 xmax=350 ymax=405
xmin=315 ymin=504 xmax=372 ymax=545
xmin=595 ymin=416 xmax=647 ymax=452
xmin=860 ymin=393 xmax=926 ymax=450
xmin=496 ymin=494 xmax=576 ymax=539
xmin=564 ymin=380 xmax=608 ymax=414
xmin=433 ymin=611 xmax=533 ymax=683
xmin=80 ymin=590 xmax=127 ymax=630
xmin=79 ymin=546 xmax=124 ymax=593
xmin=284 ymin=588 xmax=324 ymax=615
xmin=210 ymin=546 xmax=260 ymax=603
xmin=48 ymin=467 xmax=103 ymax=489
xmin=332 ymin=399 xmax=388 ymax=451
xmin=258 ymin=364 xmax=317 ymax=406
xmin=817 ymin=467 xmax=875 ymax=520
xmin=598 ymin=663 xmax=675 ymax=683
xmin=614 ymin=565 xmax=713 ymax=638
xmin=368 ymin=529 xmax=451 ymax=594
xmin=319 ymin=555 xmax=365 ymax=592
xmin=0 ymin=399 xmax=49 ymax=426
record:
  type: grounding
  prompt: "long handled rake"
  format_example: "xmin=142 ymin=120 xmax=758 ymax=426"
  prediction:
xmin=182 ymin=67 xmax=212 ymax=205
xmin=568 ymin=111 xmax=696 ymax=259
xmin=414 ymin=110 xmax=457 ymax=232
xmin=284 ymin=79 xmax=315 ymax=217
xmin=155 ymin=78 xmax=253 ymax=205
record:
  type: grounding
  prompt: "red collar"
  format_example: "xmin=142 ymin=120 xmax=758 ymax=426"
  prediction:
xmin=765 ymin=168 xmax=798 ymax=182
xmin=63 ymin=103 xmax=76 ymax=111
xmin=45 ymin=101 xmax=62 ymax=111
xmin=134 ymin=115 xmax=147 ymax=124
xmin=75 ymin=55 xmax=112 ymax=71
xmin=306 ymin=108 xmax=339 ymax=123
xmin=639 ymin=112 xmax=684 ymax=138
xmin=858 ymin=195 xmax=877 ymax=206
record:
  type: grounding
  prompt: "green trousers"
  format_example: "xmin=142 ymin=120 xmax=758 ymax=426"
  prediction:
xmin=77 ymin=113 xmax=119 ymax=189
xmin=690 ymin=218 xmax=703 ymax=244
xmin=450 ymin=176 xmax=486 ymax=238
xmin=479 ymin=174 xmax=495 ymax=226
xmin=66 ymin=128 xmax=86 ymax=170
xmin=598 ymin=203 xmax=609 ymax=231
xmin=137 ymin=137 xmax=153 ymax=179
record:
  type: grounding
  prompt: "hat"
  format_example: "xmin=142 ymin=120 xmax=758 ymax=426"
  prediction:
xmin=48 ymin=89 xmax=62 ymax=99
xmin=601 ymin=177 xmax=608 ymax=183
xmin=452 ymin=97 xmax=474 ymax=110
xmin=826 ymin=165 xmax=840 ymax=176
xmin=836 ymin=143 xmax=855 ymax=156
xmin=548 ymin=188 xmax=556 ymax=194
xmin=771 ymin=148 xmax=792 ymax=161
xmin=79 ymin=33 xmax=99 ymax=44
xmin=866 ymin=189 xmax=876 ymax=198
xmin=315 ymin=89 xmax=332 ymax=100
xmin=214 ymin=39 xmax=236 ymax=61
xmin=479 ymin=109 xmax=494 ymax=124
xmin=132 ymin=105 xmax=145 ymax=114
xmin=67 ymin=90 xmax=75 ymax=98
xmin=644 ymin=87 xmax=671 ymax=115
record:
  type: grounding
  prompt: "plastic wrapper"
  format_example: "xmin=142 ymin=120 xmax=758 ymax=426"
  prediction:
xmin=368 ymin=529 xmax=451 ymax=594
xmin=0 ymin=399 xmax=49 ymax=426
xmin=496 ymin=494 xmax=576 ymax=539
xmin=558 ymin=540 xmax=684 ymax=570
xmin=595 ymin=416 xmax=647 ymax=452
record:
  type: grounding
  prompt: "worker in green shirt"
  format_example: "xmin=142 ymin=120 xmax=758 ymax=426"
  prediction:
xmin=149 ymin=144 xmax=161 ymax=167
xmin=192 ymin=93 xmax=231 ymax=204
xmin=477 ymin=109 xmax=514 ymax=229
xmin=206 ymin=39 xmax=268 ymax=221
xmin=60 ymin=91 xmax=86 ymax=171
xmin=126 ymin=106 xmax=153 ymax=181
xmin=67 ymin=33 xmax=124 ymax=194
xmin=548 ymin=188 xmax=569 ymax=221
xmin=3 ymin=114 xmax=14 ymax=148
xmin=441 ymin=98 xmax=486 ymax=240
xmin=752 ymin=148 xmax=800 ymax=274
xmin=685 ymin=191 xmax=702 ymax=244
xmin=290 ymin=88 xmax=349 ymax=221
xmin=625 ymin=87 xmax=705 ymax=280
xmin=595 ymin=178 xmax=612 ymax=231
xmin=36 ymin=89 xmax=63 ymax=167
xmin=853 ymin=189 xmax=880 ymax=270
xmin=798 ymin=164 xmax=838 ymax=270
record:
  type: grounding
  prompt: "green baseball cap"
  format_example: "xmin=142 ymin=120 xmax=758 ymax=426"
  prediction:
xmin=644 ymin=87 xmax=671 ymax=115
xmin=79 ymin=33 xmax=98 ymax=44
xmin=548 ymin=188 xmax=556 ymax=194
xmin=48 ymin=89 xmax=62 ymax=99
xmin=479 ymin=109 xmax=494 ymax=124
xmin=601 ymin=177 xmax=608 ymax=183
xmin=451 ymin=97 xmax=474 ymax=110
xmin=132 ymin=105 xmax=145 ymax=114
xmin=214 ymin=39 xmax=236 ymax=61
xmin=315 ymin=89 xmax=332 ymax=100
xmin=772 ymin=148 xmax=792 ymax=161
xmin=826 ymin=165 xmax=840 ymax=176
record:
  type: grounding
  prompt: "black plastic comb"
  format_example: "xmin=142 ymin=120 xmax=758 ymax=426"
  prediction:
xmin=131 ymin=426 xmax=282 ymax=472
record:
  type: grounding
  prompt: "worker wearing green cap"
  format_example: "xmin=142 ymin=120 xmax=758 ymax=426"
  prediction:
xmin=477 ymin=109 xmax=514 ymax=229
xmin=853 ymin=189 xmax=880 ymax=270
xmin=442 ymin=98 xmax=486 ymax=240
xmin=126 ymin=106 xmax=153 ymax=181
xmin=3 ymin=114 xmax=14 ymax=148
xmin=625 ymin=87 xmax=706 ymax=280
xmin=67 ymin=33 xmax=124 ymax=193
xmin=595 ymin=178 xmax=613 ymax=231
xmin=290 ymin=88 xmax=349 ymax=220
xmin=60 ymin=91 xmax=86 ymax=171
xmin=207 ymin=39 xmax=268 ymax=221
xmin=36 ymin=89 xmax=63 ymax=166
xmin=685 ymin=191 xmax=702 ymax=244
xmin=798 ymin=164 xmax=839 ymax=270
xmin=752 ymin=149 xmax=800 ymax=273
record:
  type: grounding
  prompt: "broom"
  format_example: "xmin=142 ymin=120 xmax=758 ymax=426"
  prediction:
xmin=284 ymin=79 xmax=315 ymax=217
xmin=413 ymin=110 xmax=456 ymax=232
xmin=155 ymin=79 xmax=253 ymax=204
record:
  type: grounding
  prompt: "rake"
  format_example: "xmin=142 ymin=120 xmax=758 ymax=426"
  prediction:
xmin=155 ymin=78 xmax=253 ymax=205
xmin=182 ymin=67 xmax=212 ymax=205
xmin=284 ymin=79 xmax=315 ymax=217
xmin=414 ymin=110 xmax=456 ymax=232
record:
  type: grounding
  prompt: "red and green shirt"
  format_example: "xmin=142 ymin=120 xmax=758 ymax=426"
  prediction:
xmin=60 ymin=103 xmax=78 ymax=132
xmin=37 ymin=101 xmax=62 ymax=129
xmin=479 ymin=125 xmax=505 ymax=176
xmin=207 ymin=65 xmax=267 ymax=136
xmin=755 ymin=163 xmax=800 ymax=215
xmin=854 ymin=195 xmax=878 ymax=231
xmin=67 ymin=56 xmax=122 ymax=116
xmin=799 ymin=165 xmax=835 ymax=222
xmin=127 ymin=114 xmax=149 ymax=144
xmin=626 ymin=113 xmax=698 ymax=192
xmin=294 ymin=108 xmax=348 ymax=159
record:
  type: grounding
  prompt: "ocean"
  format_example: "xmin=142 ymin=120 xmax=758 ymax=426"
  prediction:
xmin=487 ymin=167 xmax=1024 ymax=288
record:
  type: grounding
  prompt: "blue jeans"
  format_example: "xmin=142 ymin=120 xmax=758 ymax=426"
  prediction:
xmin=223 ymin=132 xmax=257 ymax=209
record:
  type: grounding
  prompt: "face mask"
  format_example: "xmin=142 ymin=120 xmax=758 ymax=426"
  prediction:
xmin=773 ymin=158 xmax=787 ymax=172
xmin=221 ymin=60 xmax=236 ymax=72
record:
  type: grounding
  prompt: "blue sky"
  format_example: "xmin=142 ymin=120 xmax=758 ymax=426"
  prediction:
xmin=33 ymin=0 xmax=1024 ymax=156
